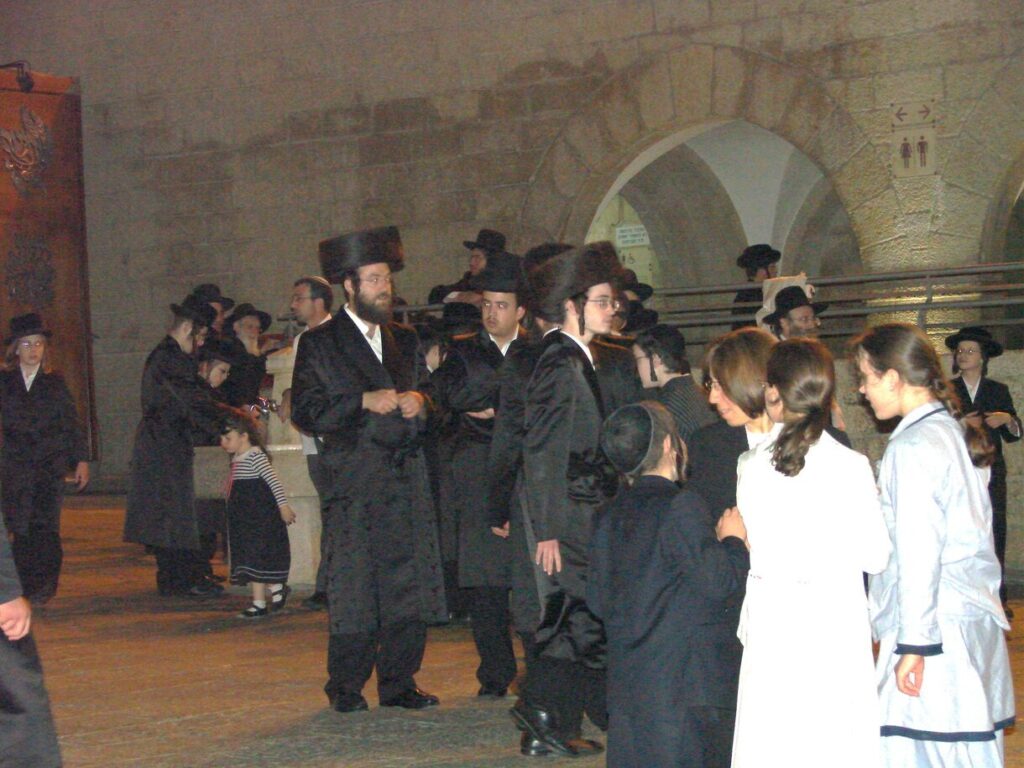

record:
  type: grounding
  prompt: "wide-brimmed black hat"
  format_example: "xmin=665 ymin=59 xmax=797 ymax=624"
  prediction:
xmin=523 ymin=242 xmax=573 ymax=273
xmin=621 ymin=269 xmax=654 ymax=302
xmin=463 ymin=228 xmax=506 ymax=254
xmin=945 ymin=326 xmax=1003 ymax=358
xmin=319 ymin=225 xmax=405 ymax=283
xmin=527 ymin=245 xmax=623 ymax=322
xmin=198 ymin=336 xmax=247 ymax=366
xmin=224 ymin=302 xmax=272 ymax=334
xmin=623 ymin=301 xmax=660 ymax=333
xmin=4 ymin=312 xmax=52 ymax=345
xmin=763 ymin=286 xmax=828 ymax=326
xmin=170 ymin=294 xmax=217 ymax=328
xmin=737 ymin=244 xmax=781 ymax=271
xmin=190 ymin=283 xmax=235 ymax=311
xmin=601 ymin=402 xmax=662 ymax=476
xmin=472 ymin=251 xmax=524 ymax=294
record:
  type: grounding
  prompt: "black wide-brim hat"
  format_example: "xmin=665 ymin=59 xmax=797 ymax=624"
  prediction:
xmin=945 ymin=326 xmax=1003 ymax=358
xmin=527 ymin=244 xmax=625 ymax=322
xmin=621 ymin=268 xmax=654 ymax=302
xmin=190 ymin=283 xmax=235 ymax=311
xmin=737 ymin=243 xmax=781 ymax=271
xmin=224 ymin=303 xmax=272 ymax=334
xmin=463 ymin=228 xmax=506 ymax=254
xmin=319 ymin=225 xmax=405 ymax=283
xmin=472 ymin=251 xmax=524 ymax=294
xmin=170 ymin=294 xmax=217 ymax=329
xmin=198 ymin=336 xmax=248 ymax=366
xmin=4 ymin=312 xmax=52 ymax=345
xmin=763 ymin=285 xmax=828 ymax=326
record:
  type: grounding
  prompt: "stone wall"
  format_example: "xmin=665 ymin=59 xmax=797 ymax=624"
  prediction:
xmin=1 ymin=0 xmax=1022 ymax=481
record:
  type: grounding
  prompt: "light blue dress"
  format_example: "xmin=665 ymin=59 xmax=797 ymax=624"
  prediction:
xmin=870 ymin=402 xmax=1014 ymax=766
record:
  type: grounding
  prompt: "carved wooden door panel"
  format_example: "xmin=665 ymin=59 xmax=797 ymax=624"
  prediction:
xmin=0 ymin=68 xmax=97 ymax=457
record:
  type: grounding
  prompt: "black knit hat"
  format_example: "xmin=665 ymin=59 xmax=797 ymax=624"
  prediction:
xmin=944 ymin=326 xmax=1003 ymax=358
xmin=737 ymin=244 xmax=781 ymax=271
xmin=319 ymin=225 xmax=405 ymax=283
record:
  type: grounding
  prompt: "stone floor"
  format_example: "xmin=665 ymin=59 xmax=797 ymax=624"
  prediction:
xmin=25 ymin=497 xmax=1024 ymax=767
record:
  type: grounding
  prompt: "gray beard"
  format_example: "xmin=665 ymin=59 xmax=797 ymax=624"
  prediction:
xmin=354 ymin=290 xmax=392 ymax=326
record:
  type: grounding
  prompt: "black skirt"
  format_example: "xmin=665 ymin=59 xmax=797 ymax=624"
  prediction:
xmin=227 ymin=478 xmax=290 ymax=584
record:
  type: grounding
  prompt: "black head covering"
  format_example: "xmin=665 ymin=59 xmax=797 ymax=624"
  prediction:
xmin=463 ymin=228 xmax=506 ymax=254
xmin=170 ymin=294 xmax=216 ymax=329
xmin=190 ymin=283 xmax=235 ymax=310
xmin=737 ymin=244 xmax=781 ymax=271
xmin=601 ymin=403 xmax=659 ymax=476
xmin=523 ymin=242 xmax=574 ymax=273
xmin=944 ymin=326 xmax=1003 ymax=358
xmin=198 ymin=336 xmax=247 ymax=366
xmin=763 ymin=286 xmax=828 ymax=326
xmin=4 ymin=313 xmax=52 ymax=345
xmin=526 ymin=246 xmax=623 ymax=323
xmin=223 ymin=302 xmax=272 ymax=334
xmin=472 ymin=251 xmax=524 ymax=294
xmin=319 ymin=225 xmax=405 ymax=283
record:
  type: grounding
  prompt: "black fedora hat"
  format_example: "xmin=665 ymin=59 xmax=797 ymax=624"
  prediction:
xmin=170 ymin=294 xmax=217 ymax=328
xmin=737 ymin=244 xmax=781 ymax=271
xmin=4 ymin=312 xmax=52 ymax=345
xmin=621 ymin=269 xmax=654 ymax=302
xmin=473 ymin=251 xmax=524 ymax=294
xmin=190 ymin=283 xmax=235 ymax=311
xmin=319 ymin=226 xmax=405 ymax=284
xmin=945 ymin=326 xmax=1003 ymax=358
xmin=763 ymin=286 xmax=828 ymax=326
xmin=463 ymin=228 xmax=506 ymax=254
xmin=224 ymin=302 xmax=272 ymax=334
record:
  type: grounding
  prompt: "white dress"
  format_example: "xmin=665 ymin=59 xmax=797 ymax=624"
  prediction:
xmin=731 ymin=427 xmax=891 ymax=768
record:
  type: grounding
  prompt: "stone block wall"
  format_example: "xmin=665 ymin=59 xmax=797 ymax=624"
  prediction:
xmin=1 ymin=0 xmax=1022 ymax=482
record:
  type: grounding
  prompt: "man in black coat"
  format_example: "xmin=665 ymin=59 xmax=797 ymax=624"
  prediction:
xmin=432 ymin=251 xmax=526 ymax=698
xmin=731 ymin=244 xmax=780 ymax=329
xmin=123 ymin=296 xmax=223 ymax=597
xmin=291 ymin=226 xmax=446 ymax=714
xmin=0 ymin=515 xmax=61 ymax=768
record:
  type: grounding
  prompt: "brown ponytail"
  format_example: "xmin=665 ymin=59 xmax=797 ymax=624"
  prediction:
xmin=766 ymin=339 xmax=833 ymax=477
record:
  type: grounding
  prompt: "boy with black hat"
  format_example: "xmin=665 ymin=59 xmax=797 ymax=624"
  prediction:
xmin=123 ymin=295 xmax=225 ymax=596
xmin=732 ymin=244 xmax=781 ymax=329
xmin=432 ymin=251 xmax=526 ymax=698
xmin=291 ymin=226 xmax=446 ymax=714
xmin=427 ymin=227 xmax=507 ymax=307
xmin=589 ymin=402 xmax=749 ymax=768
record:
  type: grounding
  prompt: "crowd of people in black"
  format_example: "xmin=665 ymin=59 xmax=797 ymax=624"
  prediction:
xmin=0 ymin=225 xmax=1019 ymax=767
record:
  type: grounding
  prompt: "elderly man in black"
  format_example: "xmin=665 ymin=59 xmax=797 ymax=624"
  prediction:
xmin=291 ymin=226 xmax=446 ymax=714
xmin=432 ymin=251 xmax=526 ymax=698
xmin=510 ymin=245 xmax=624 ymax=758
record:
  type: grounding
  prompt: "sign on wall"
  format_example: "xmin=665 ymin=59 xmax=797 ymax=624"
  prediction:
xmin=615 ymin=223 xmax=650 ymax=248
xmin=890 ymin=100 xmax=937 ymax=178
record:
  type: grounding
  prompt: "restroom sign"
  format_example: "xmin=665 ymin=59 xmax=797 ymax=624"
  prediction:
xmin=890 ymin=100 xmax=937 ymax=178
xmin=615 ymin=224 xmax=650 ymax=248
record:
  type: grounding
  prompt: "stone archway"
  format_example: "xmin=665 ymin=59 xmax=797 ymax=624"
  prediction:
xmin=515 ymin=43 xmax=897 ymax=273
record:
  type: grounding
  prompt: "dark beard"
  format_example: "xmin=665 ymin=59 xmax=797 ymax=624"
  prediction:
xmin=354 ymin=290 xmax=392 ymax=326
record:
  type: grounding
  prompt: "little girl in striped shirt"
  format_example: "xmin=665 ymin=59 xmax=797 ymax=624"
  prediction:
xmin=219 ymin=408 xmax=296 ymax=618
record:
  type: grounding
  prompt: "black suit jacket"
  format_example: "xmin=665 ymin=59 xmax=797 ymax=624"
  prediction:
xmin=592 ymin=338 xmax=644 ymax=415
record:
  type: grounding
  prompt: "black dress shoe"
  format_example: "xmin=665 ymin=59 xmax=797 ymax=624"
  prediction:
xmin=379 ymin=688 xmax=439 ymax=709
xmin=302 ymin=591 xmax=328 ymax=611
xmin=520 ymin=732 xmax=550 ymax=756
xmin=331 ymin=693 xmax=369 ymax=713
xmin=509 ymin=699 xmax=578 ymax=757
xmin=477 ymin=684 xmax=507 ymax=698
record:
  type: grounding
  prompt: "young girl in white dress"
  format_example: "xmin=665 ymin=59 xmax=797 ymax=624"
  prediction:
xmin=854 ymin=323 xmax=1014 ymax=767
xmin=731 ymin=338 xmax=891 ymax=768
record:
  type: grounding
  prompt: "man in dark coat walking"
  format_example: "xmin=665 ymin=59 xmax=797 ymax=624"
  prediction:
xmin=123 ymin=296 xmax=223 ymax=597
xmin=432 ymin=251 xmax=526 ymax=698
xmin=731 ymin=244 xmax=780 ymax=329
xmin=291 ymin=226 xmax=446 ymax=714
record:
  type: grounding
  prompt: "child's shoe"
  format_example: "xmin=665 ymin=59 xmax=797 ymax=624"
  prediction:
xmin=270 ymin=585 xmax=291 ymax=612
xmin=239 ymin=604 xmax=269 ymax=619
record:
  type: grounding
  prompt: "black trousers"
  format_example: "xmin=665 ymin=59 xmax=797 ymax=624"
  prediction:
xmin=325 ymin=619 xmax=427 ymax=702
xmin=305 ymin=455 xmax=331 ymax=594
xmin=524 ymin=656 xmax=607 ymax=738
xmin=468 ymin=586 xmax=517 ymax=689
xmin=0 ymin=633 xmax=61 ymax=768
xmin=994 ymin=512 xmax=1008 ymax=605
xmin=153 ymin=547 xmax=201 ymax=592
xmin=10 ymin=528 xmax=62 ymax=603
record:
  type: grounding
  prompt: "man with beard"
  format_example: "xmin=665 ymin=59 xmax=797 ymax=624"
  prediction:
xmin=510 ymin=245 xmax=624 ymax=758
xmin=291 ymin=226 xmax=446 ymax=714
xmin=432 ymin=251 xmax=526 ymax=699
xmin=762 ymin=285 xmax=828 ymax=340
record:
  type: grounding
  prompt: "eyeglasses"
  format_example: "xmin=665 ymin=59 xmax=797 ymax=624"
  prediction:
xmin=17 ymin=339 xmax=44 ymax=349
xmin=584 ymin=298 xmax=622 ymax=311
xmin=703 ymin=378 xmax=722 ymax=393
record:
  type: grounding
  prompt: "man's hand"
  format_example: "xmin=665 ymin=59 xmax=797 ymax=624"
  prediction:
xmin=363 ymin=389 xmax=399 ymax=414
xmin=895 ymin=654 xmax=925 ymax=697
xmin=0 ymin=596 xmax=31 ymax=641
xmin=397 ymin=391 xmax=425 ymax=419
xmin=491 ymin=522 xmax=510 ymax=539
xmin=75 ymin=462 xmax=90 ymax=491
xmin=535 ymin=539 xmax=562 ymax=576
xmin=985 ymin=411 xmax=1013 ymax=429
xmin=278 ymin=388 xmax=293 ymax=423
xmin=468 ymin=408 xmax=495 ymax=420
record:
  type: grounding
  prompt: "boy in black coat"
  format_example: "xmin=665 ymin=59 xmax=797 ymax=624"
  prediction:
xmin=588 ymin=402 xmax=750 ymax=768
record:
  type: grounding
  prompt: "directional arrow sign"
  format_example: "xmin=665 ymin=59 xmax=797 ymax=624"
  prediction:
xmin=895 ymin=106 xmax=907 ymax=122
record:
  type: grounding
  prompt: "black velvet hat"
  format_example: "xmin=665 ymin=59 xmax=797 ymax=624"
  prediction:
xmin=170 ymin=294 xmax=217 ymax=329
xmin=4 ymin=313 xmax=52 ymax=345
xmin=763 ymin=286 xmax=828 ymax=326
xmin=223 ymin=302 xmax=272 ymax=334
xmin=473 ymin=251 xmax=524 ymax=294
xmin=944 ymin=326 xmax=1003 ymax=358
xmin=737 ymin=244 xmax=781 ymax=271
xmin=190 ymin=283 xmax=235 ymax=311
xmin=319 ymin=225 xmax=405 ymax=283
xmin=526 ymin=245 xmax=623 ymax=323
xmin=463 ymin=228 xmax=506 ymax=254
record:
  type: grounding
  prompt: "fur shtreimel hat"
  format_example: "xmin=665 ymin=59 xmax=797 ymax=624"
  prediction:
xmin=526 ymin=245 xmax=624 ymax=322
xmin=319 ymin=225 xmax=405 ymax=283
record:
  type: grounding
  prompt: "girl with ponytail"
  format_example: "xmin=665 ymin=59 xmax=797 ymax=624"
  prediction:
xmin=730 ymin=338 xmax=891 ymax=768
xmin=853 ymin=322 xmax=1014 ymax=767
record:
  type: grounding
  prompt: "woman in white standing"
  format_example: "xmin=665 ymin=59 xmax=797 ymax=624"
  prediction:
xmin=731 ymin=338 xmax=891 ymax=768
xmin=854 ymin=323 xmax=1014 ymax=767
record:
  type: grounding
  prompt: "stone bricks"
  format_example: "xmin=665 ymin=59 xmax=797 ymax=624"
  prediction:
xmin=745 ymin=58 xmax=799 ymax=130
xmin=711 ymin=46 xmax=750 ymax=117
xmin=669 ymin=45 xmax=714 ymax=121
xmin=833 ymin=144 xmax=893 ymax=212
xmin=633 ymin=56 xmax=676 ymax=130
xmin=932 ymin=183 xmax=993 ymax=239
xmin=848 ymin=188 xmax=902 ymax=249
xmin=653 ymin=0 xmax=711 ymax=31
xmin=807 ymin=107 xmax=869 ymax=172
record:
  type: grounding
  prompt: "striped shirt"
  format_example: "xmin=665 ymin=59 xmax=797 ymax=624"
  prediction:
xmin=230 ymin=447 xmax=289 ymax=507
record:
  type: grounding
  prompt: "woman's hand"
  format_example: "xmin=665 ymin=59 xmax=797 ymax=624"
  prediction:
xmin=895 ymin=653 xmax=925 ymax=696
xmin=74 ymin=461 xmax=90 ymax=491
xmin=535 ymin=540 xmax=562 ymax=576
xmin=717 ymin=507 xmax=747 ymax=543
xmin=279 ymin=504 xmax=297 ymax=525
xmin=985 ymin=411 xmax=1013 ymax=429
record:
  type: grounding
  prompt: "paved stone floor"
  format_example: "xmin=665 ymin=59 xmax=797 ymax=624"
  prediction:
xmin=26 ymin=497 xmax=1024 ymax=767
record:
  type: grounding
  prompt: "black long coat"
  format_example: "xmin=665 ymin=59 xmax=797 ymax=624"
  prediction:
xmin=952 ymin=376 xmax=1021 ymax=515
xmin=432 ymin=329 xmax=521 ymax=588
xmin=522 ymin=332 xmax=614 ymax=665
xmin=588 ymin=476 xmax=749 ymax=768
xmin=0 ymin=369 xmax=87 ymax=535
xmin=592 ymin=338 xmax=644 ymax=416
xmin=123 ymin=337 xmax=220 ymax=551
xmin=291 ymin=311 xmax=447 ymax=634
